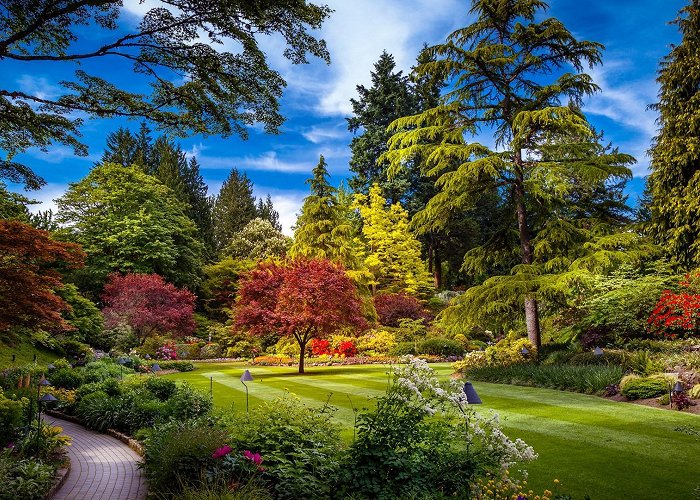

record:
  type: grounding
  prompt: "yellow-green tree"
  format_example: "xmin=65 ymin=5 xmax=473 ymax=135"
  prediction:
xmin=353 ymin=184 xmax=432 ymax=296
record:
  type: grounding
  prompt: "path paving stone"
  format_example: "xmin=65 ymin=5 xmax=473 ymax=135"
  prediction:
xmin=46 ymin=416 xmax=147 ymax=500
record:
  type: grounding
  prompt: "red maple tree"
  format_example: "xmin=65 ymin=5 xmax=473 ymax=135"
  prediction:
xmin=648 ymin=271 xmax=700 ymax=338
xmin=235 ymin=258 xmax=366 ymax=373
xmin=0 ymin=220 xmax=85 ymax=336
xmin=102 ymin=273 xmax=196 ymax=345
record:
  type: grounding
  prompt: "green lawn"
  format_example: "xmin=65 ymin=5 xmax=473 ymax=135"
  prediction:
xmin=165 ymin=362 xmax=700 ymax=500
xmin=0 ymin=340 xmax=60 ymax=367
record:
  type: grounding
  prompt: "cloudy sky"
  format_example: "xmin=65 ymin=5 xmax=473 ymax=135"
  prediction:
xmin=6 ymin=0 xmax=687 ymax=234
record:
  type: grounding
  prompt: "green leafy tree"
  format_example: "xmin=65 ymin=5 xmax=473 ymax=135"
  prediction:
xmin=212 ymin=169 xmax=258 ymax=253
xmin=348 ymin=51 xmax=417 ymax=203
xmin=354 ymin=184 xmax=433 ymax=296
xmin=223 ymin=217 xmax=290 ymax=261
xmin=290 ymin=156 xmax=370 ymax=284
xmin=55 ymin=163 xmax=204 ymax=294
xmin=646 ymin=0 xmax=700 ymax=268
xmin=57 ymin=283 xmax=104 ymax=348
xmin=0 ymin=181 xmax=32 ymax=220
xmin=201 ymin=257 xmax=255 ymax=322
xmin=0 ymin=0 xmax=331 ymax=189
xmin=102 ymin=127 xmax=215 ymax=256
xmin=383 ymin=0 xmax=643 ymax=349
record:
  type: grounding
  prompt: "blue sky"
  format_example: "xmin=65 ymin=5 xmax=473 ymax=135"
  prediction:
xmin=7 ymin=0 xmax=687 ymax=233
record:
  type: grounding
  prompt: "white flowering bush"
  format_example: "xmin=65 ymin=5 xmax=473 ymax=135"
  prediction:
xmin=338 ymin=357 xmax=536 ymax=498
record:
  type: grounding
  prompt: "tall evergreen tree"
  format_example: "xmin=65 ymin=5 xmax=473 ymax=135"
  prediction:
xmin=647 ymin=0 xmax=700 ymax=268
xmin=347 ymin=52 xmax=417 ymax=203
xmin=290 ymin=156 xmax=370 ymax=284
xmin=384 ymin=0 xmax=642 ymax=349
xmin=256 ymin=194 xmax=282 ymax=231
xmin=212 ymin=169 xmax=257 ymax=253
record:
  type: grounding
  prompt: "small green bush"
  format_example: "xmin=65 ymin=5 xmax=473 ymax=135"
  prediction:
xmin=0 ymin=390 xmax=27 ymax=446
xmin=77 ymin=391 xmax=121 ymax=432
xmin=48 ymin=367 xmax=85 ymax=389
xmin=165 ymin=383 xmax=213 ymax=422
xmin=416 ymin=338 xmax=463 ymax=356
xmin=620 ymin=377 xmax=669 ymax=400
xmin=569 ymin=351 xmax=626 ymax=366
xmin=144 ymin=377 xmax=178 ymax=400
xmin=159 ymin=360 xmax=195 ymax=372
xmin=0 ymin=451 xmax=54 ymax=500
xmin=689 ymin=384 xmax=700 ymax=399
xmin=391 ymin=341 xmax=417 ymax=356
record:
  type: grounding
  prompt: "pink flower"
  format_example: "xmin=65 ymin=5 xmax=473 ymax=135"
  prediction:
xmin=212 ymin=445 xmax=233 ymax=459
xmin=243 ymin=450 xmax=262 ymax=465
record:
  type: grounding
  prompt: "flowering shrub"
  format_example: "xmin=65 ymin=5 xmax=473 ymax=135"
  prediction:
xmin=251 ymin=355 xmax=295 ymax=366
xmin=672 ymin=392 xmax=692 ymax=410
xmin=453 ymin=335 xmax=535 ymax=374
xmin=334 ymin=340 xmax=357 ymax=357
xmin=310 ymin=338 xmax=331 ymax=356
xmin=648 ymin=271 xmax=700 ymax=338
xmin=337 ymin=357 xmax=536 ymax=498
xmin=156 ymin=342 xmax=178 ymax=360
xmin=471 ymin=476 xmax=569 ymax=500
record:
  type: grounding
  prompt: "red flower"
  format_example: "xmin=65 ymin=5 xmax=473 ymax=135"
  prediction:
xmin=243 ymin=450 xmax=263 ymax=465
xmin=212 ymin=445 xmax=233 ymax=459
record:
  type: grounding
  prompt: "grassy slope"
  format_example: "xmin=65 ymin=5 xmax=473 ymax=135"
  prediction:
xmin=165 ymin=362 xmax=700 ymax=500
xmin=0 ymin=340 xmax=60 ymax=367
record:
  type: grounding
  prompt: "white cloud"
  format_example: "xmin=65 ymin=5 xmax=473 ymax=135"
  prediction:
xmin=253 ymin=187 xmax=306 ymax=236
xmin=22 ymin=183 xmax=69 ymax=216
xmin=197 ymin=151 xmax=310 ymax=173
xmin=16 ymin=75 xmax=61 ymax=101
xmin=302 ymin=124 xmax=347 ymax=144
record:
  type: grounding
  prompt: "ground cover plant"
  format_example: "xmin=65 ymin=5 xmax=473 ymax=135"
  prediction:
xmin=165 ymin=361 xmax=700 ymax=500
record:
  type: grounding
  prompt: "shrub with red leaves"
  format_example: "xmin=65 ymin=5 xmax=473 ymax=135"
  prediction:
xmin=374 ymin=293 xmax=431 ymax=327
xmin=334 ymin=341 xmax=357 ymax=357
xmin=648 ymin=271 xmax=700 ymax=338
xmin=310 ymin=338 xmax=332 ymax=356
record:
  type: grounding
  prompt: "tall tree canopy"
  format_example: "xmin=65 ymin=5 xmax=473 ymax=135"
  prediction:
xmin=290 ymin=156 xmax=369 ymax=283
xmin=235 ymin=258 xmax=366 ymax=373
xmin=212 ymin=168 xmax=258 ymax=253
xmin=0 ymin=0 xmax=331 ymax=189
xmin=646 ymin=0 xmax=700 ymax=268
xmin=102 ymin=126 xmax=215 ymax=256
xmin=383 ymin=0 xmax=641 ymax=349
xmin=0 ymin=220 xmax=85 ymax=337
xmin=353 ymin=184 xmax=433 ymax=296
xmin=56 ymin=163 xmax=204 ymax=294
xmin=223 ymin=218 xmax=290 ymax=261
xmin=348 ymin=51 xmax=416 ymax=203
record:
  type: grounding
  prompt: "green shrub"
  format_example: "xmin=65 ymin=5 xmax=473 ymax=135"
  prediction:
xmin=391 ymin=341 xmax=417 ymax=356
xmin=0 ymin=390 xmax=27 ymax=446
xmin=145 ymin=377 xmax=178 ymax=400
xmin=48 ymin=367 xmax=85 ymax=389
xmin=569 ymin=350 xmax=626 ymax=366
xmin=77 ymin=391 xmax=121 ymax=432
xmin=465 ymin=364 xmax=624 ymax=394
xmin=416 ymin=338 xmax=463 ymax=356
xmin=356 ymin=330 xmax=397 ymax=356
xmin=159 ymin=360 xmax=195 ymax=372
xmin=143 ymin=419 xmax=230 ymax=496
xmin=620 ymin=377 xmax=669 ymax=400
xmin=199 ymin=343 xmax=222 ymax=359
xmin=225 ymin=396 xmax=343 ymax=500
xmin=689 ymin=384 xmax=700 ymax=399
xmin=82 ymin=359 xmax=131 ymax=383
xmin=0 ymin=451 xmax=54 ymax=500
xmin=165 ymin=383 xmax=212 ymax=421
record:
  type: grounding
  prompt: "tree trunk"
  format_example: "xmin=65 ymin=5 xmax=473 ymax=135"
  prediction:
xmin=514 ymin=154 xmax=541 ymax=351
xmin=434 ymin=245 xmax=442 ymax=290
xmin=298 ymin=339 xmax=306 ymax=374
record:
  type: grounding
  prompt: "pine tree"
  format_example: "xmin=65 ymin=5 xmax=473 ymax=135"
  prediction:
xmin=647 ymin=0 xmax=700 ymax=268
xmin=256 ymin=194 xmax=282 ymax=231
xmin=353 ymin=184 xmax=433 ymax=296
xmin=212 ymin=169 xmax=257 ymax=253
xmin=289 ymin=156 xmax=369 ymax=284
xmin=347 ymin=52 xmax=417 ymax=203
xmin=383 ymin=0 xmax=642 ymax=349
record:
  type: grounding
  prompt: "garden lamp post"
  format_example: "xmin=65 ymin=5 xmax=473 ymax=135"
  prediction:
xmin=240 ymin=370 xmax=254 ymax=412
xmin=36 ymin=379 xmax=53 ymax=447
xmin=117 ymin=357 xmax=127 ymax=379
xmin=593 ymin=346 xmax=604 ymax=357
xmin=463 ymin=381 xmax=482 ymax=405
xmin=151 ymin=364 xmax=161 ymax=374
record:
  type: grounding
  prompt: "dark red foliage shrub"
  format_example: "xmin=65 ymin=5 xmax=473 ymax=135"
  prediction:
xmin=374 ymin=293 xmax=431 ymax=327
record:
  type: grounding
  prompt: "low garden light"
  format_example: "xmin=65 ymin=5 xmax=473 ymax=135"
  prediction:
xmin=463 ymin=381 xmax=482 ymax=405
xmin=672 ymin=381 xmax=684 ymax=394
xmin=47 ymin=363 xmax=55 ymax=370
xmin=36 ymin=379 xmax=54 ymax=446
xmin=241 ymin=370 xmax=254 ymax=412
xmin=151 ymin=364 xmax=162 ymax=374
xmin=594 ymin=346 xmax=604 ymax=357
xmin=117 ymin=357 xmax=128 ymax=379
xmin=520 ymin=347 xmax=529 ymax=358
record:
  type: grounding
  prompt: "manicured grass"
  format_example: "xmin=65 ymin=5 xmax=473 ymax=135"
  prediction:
xmin=0 ymin=340 xmax=60 ymax=367
xmin=165 ymin=361 xmax=700 ymax=500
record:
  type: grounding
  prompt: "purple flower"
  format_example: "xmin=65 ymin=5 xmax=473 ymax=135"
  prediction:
xmin=212 ymin=445 xmax=233 ymax=459
xmin=5 ymin=442 xmax=14 ymax=450
xmin=243 ymin=450 xmax=263 ymax=465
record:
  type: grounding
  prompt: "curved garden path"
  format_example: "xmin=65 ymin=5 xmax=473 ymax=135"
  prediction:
xmin=46 ymin=416 xmax=147 ymax=500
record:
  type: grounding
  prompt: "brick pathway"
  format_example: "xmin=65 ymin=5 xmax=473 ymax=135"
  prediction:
xmin=46 ymin=416 xmax=147 ymax=500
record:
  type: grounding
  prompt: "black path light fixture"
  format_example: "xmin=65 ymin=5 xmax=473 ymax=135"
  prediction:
xmin=520 ymin=347 xmax=530 ymax=358
xmin=241 ymin=369 xmax=254 ymax=412
xmin=117 ymin=357 xmax=128 ymax=379
xmin=36 ymin=379 xmax=55 ymax=446
xmin=593 ymin=346 xmax=604 ymax=357
xmin=672 ymin=381 xmax=684 ymax=394
xmin=463 ymin=381 xmax=482 ymax=405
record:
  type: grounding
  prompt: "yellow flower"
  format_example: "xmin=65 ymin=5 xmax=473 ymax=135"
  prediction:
xmin=554 ymin=479 xmax=560 ymax=484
